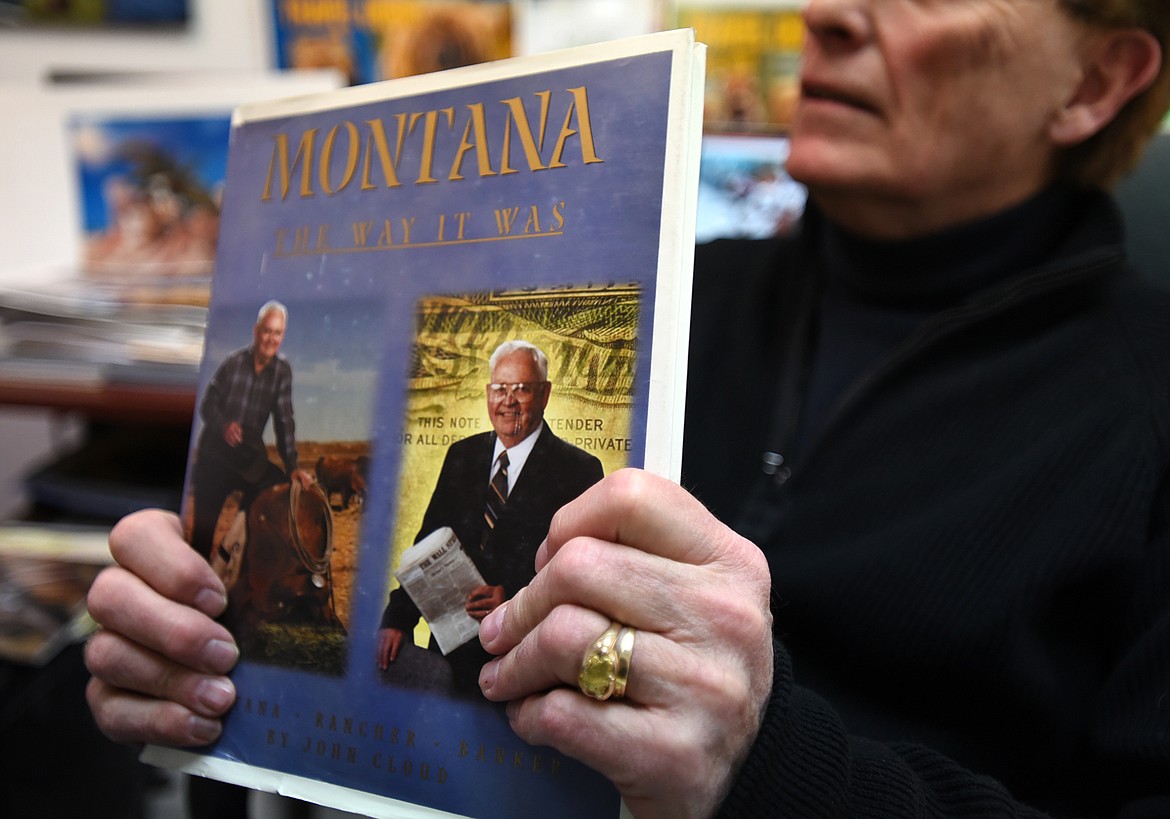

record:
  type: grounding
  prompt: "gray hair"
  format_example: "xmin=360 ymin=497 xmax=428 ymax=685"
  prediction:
xmin=489 ymin=339 xmax=549 ymax=381
xmin=256 ymin=300 xmax=288 ymax=326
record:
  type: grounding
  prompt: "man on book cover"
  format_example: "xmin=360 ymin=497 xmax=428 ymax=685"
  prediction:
xmin=189 ymin=300 xmax=315 ymax=561
xmin=377 ymin=339 xmax=604 ymax=696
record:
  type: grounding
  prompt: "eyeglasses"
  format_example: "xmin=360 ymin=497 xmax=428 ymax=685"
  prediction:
xmin=487 ymin=382 xmax=546 ymax=402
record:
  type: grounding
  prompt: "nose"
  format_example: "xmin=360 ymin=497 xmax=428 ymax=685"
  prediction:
xmin=803 ymin=0 xmax=871 ymax=52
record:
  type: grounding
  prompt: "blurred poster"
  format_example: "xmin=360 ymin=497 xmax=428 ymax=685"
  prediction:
xmin=69 ymin=112 xmax=228 ymax=296
xmin=0 ymin=0 xmax=188 ymax=26
xmin=271 ymin=0 xmax=512 ymax=85
xmin=696 ymin=134 xmax=806 ymax=243
xmin=671 ymin=1 xmax=804 ymax=133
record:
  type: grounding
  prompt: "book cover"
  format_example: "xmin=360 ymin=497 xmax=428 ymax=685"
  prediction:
xmin=144 ymin=30 xmax=704 ymax=818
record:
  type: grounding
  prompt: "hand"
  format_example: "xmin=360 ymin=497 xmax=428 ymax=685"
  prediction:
xmin=477 ymin=469 xmax=773 ymax=819
xmin=222 ymin=421 xmax=243 ymax=447
xmin=291 ymin=468 xmax=315 ymax=490
xmin=84 ymin=509 xmax=240 ymax=747
xmin=376 ymin=627 xmax=405 ymax=670
xmin=465 ymin=584 xmax=506 ymax=621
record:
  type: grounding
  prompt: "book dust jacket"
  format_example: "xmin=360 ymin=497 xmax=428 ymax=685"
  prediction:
xmin=146 ymin=30 xmax=704 ymax=818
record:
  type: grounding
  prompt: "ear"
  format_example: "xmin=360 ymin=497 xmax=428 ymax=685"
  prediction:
xmin=1050 ymin=28 xmax=1162 ymax=147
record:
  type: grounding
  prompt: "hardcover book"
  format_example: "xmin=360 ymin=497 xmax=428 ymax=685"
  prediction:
xmin=144 ymin=30 xmax=705 ymax=818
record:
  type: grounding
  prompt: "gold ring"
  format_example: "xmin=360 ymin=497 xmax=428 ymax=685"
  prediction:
xmin=578 ymin=621 xmax=636 ymax=701
xmin=613 ymin=625 xmax=635 ymax=698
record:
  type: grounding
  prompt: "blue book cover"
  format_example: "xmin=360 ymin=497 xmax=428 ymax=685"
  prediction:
xmin=145 ymin=30 xmax=704 ymax=818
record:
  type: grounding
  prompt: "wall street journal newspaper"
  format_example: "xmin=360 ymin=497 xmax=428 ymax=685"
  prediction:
xmin=393 ymin=527 xmax=485 ymax=655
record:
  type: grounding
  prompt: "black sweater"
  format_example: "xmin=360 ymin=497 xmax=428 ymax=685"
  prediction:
xmin=683 ymin=189 xmax=1170 ymax=817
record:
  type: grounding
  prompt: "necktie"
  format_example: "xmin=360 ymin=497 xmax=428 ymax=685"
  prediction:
xmin=482 ymin=450 xmax=509 ymax=548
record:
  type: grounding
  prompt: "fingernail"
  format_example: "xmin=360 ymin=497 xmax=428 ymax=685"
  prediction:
xmin=194 ymin=587 xmax=227 ymax=616
xmin=480 ymin=602 xmax=506 ymax=645
xmin=479 ymin=658 xmax=498 ymax=693
xmin=189 ymin=715 xmax=223 ymax=744
xmin=202 ymin=639 xmax=239 ymax=674
xmin=534 ymin=538 xmax=549 ymax=570
xmin=195 ymin=677 xmax=235 ymax=714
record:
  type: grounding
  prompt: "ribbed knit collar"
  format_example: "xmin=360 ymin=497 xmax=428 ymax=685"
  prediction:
xmin=816 ymin=186 xmax=1083 ymax=309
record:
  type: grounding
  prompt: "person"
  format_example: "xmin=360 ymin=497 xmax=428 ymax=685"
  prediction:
xmin=189 ymin=300 xmax=314 ymax=561
xmin=377 ymin=340 xmax=604 ymax=694
xmin=84 ymin=1 xmax=1170 ymax=816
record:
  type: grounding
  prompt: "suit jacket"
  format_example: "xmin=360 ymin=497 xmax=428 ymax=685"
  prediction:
xmin=381 ymin=423 xmax=604 ymax=631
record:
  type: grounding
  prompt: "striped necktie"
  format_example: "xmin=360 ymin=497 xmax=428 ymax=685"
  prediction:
xmin=482 ymin=450 xmax=509 ymax=548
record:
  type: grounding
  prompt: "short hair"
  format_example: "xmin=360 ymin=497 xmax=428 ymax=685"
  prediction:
xmin=256 ymin=300 xmax=288 ymax=326
xmin=489 ymin=340 xmax=549 ymax=381
xmin=1057 ymin=0 xmax=1170 ymax=188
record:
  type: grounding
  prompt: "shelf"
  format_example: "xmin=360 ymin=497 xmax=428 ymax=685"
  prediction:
xmin=0 ymin=378 xmax=195 ymax=425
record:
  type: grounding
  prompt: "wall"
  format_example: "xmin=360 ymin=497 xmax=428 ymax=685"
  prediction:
xmin=0 ymin=0 xmax=275 ymax=515
xmin=0 ymin=0 xmax=272 ymax=80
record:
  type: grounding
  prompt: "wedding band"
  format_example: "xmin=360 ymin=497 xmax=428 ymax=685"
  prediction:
xmin=578 ymin=620 xmax=636 ymax=701
xmin=612 ymin=625 xmax=635 ymax=698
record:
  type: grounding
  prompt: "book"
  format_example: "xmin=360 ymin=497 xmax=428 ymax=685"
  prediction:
xmin=143 ymin=29 xmax=705 ymax=818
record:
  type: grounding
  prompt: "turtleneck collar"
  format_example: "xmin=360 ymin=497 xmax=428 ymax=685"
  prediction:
xmin=816 ymin=185 xmax=1086 ymax=310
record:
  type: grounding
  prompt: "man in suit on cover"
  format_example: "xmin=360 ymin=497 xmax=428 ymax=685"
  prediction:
xmin=377 ymin=339 xmax=604 ymax=694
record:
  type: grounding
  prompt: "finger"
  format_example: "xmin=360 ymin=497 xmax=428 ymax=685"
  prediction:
xmin=87 ymin=677 xmax=224 ymax=747
xmin=388 ymin=632 xmax=402 ymax=663
xmin=85 ymin=628 xmax=235 ymax=719
xmin=481 ymin=537 xmax=707 ymax=655
xmin=376 ymin=636 xmax=389 ymax=670
xmin=538 ymin=469 xmax=747 ymax=571
xmin=481 ymin=604 xmax=686 ymax=707
xmin=480 ymin=604 xmax=608 ymax=699
xmin=503 ymin=689 xmax=735 ymax=818
xmin=87 ymin=565 xmax=238 ymax=675
xmin=108 ymin=509 xmax=227 ymax=618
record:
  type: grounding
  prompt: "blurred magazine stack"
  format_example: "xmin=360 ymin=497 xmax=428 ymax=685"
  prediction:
xmin=0 ymin=70 xmax=343 ymax=392
xmin=0 ymin=522 xmax=112 ymax=665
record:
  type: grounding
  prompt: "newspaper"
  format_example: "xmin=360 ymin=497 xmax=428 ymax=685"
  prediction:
xmin=393 ymin=527 xmax=485 ymax=654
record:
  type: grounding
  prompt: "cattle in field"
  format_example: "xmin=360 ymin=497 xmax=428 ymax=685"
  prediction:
xmin=315 ymin=455 xmax=368 ymax=511
xmin=224 ymin=482 xmax=343 ymax=638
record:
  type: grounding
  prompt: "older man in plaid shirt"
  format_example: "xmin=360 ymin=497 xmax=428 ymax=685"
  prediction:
xmin=189 ymin=300 xmax=315 ymax=560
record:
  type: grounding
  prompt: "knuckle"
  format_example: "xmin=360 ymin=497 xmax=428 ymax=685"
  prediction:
xmin=157 ymin=556 xmax=213 ymax=601
xmin=160 ymin=614 xmax=211 ymax=659
xmin=153 ymin=660 xmax=193 ymax=702
xmin=82 ymin=629 xmax=113 ymax=675
xmin=85 ymin=567 xmax=126 ymax=626
xmin=603 ymin=468 xmax=658 ymax=514
xmin=516 ymin=690 xmax=578 ymax=747
xmin=107 ymin=510 xmax=156 ymax=563
xmin=546 ymin=536 xmax=604 ymax=582
xmin=85 ymin=676 xmax=108 ymax=718
xmin=534 ymin=605 xmax=591 ymax=666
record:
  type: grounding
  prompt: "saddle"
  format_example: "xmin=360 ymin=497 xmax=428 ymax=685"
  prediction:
xmin=208 ymin=482 xmax=336 ymax=595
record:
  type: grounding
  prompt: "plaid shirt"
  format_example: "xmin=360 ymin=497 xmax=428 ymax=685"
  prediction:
xmin=199 ymin=346 xmax=298 ymax=473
